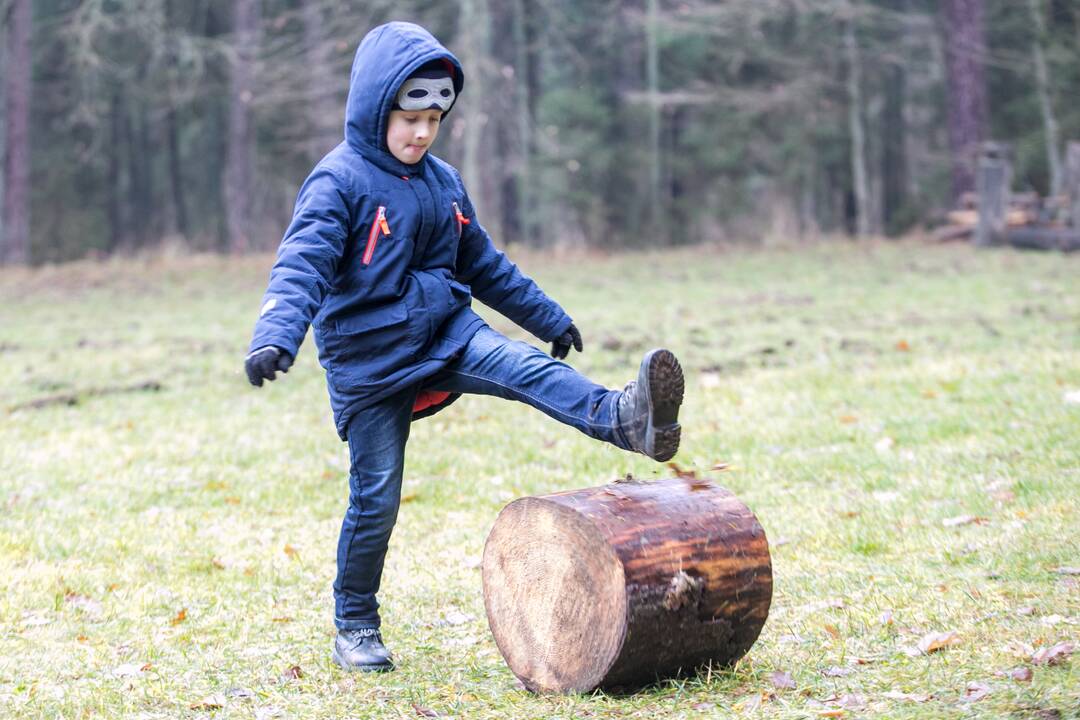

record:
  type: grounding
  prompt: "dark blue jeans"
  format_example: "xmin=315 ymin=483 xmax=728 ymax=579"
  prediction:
xmin=333 ymin=325 xmax=629 ymax=630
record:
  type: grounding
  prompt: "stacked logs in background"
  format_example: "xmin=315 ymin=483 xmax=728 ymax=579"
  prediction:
xmin=482 ymin=476 xmax=772 ymax=693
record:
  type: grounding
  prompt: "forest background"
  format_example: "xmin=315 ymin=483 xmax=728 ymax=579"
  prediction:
xmin=2 ymin=0 xmax=1080 ymax=264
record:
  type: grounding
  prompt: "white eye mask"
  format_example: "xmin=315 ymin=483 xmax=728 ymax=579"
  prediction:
xmin=394 ymin=76 xmax=455 ymax=112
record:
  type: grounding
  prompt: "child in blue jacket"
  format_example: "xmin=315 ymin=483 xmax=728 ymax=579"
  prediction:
xmin=244 ymin=21 xmax=684 ymax=672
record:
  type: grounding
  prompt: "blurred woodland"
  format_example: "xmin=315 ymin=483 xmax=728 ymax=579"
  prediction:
xmin=2 ymin=0 xmax=1080 ymax=264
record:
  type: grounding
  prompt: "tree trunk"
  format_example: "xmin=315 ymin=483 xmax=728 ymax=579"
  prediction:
xmin=942 ymin=0 xmax=989 ymax=203
xmin=844 ymin=12 xmax=871 ymax=237
xmin=2 ymin=0 xmax=31 ymax=265
xmin=1026 ymin=0 xmax=1063 ymax=198
xmin=301 ymin=0 xmax=338 ymax=161
xmin=510 ymin=0 xmax=535 ymax=245
xmin=165 ymin=0 xmax=189 ymax=239
xmin=459 ymin=0 xmax=492 ymax=228
xmin=482 ymin=476 xmax=773 ymax=693
xmin=1067 ymin=142 xmax=1080 ymax=231
xmin=645 ymin=0 xmax=662 ymax=235
xmin=225 ymin=0 xmax=259 ymax=253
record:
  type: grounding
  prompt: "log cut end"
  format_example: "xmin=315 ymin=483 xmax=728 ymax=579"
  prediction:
xmin=482 ymin=497 xmax=628 ymax=693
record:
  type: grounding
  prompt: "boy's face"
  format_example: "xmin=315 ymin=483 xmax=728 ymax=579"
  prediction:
xmin=387 ymin=108 xmax=443 ymax=164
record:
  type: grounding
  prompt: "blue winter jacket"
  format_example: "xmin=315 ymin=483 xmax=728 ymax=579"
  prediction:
xmin=248 ymin=22 xmax=572 ymax=439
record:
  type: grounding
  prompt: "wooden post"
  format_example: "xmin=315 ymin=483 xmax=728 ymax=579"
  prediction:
xmin=482 ymin=477 xmax=772 ymax=693
xmin=1067 ymin=142 xmax=1080 ymax=231
xmin=975 ymin=141 xmax=1012 ymax=247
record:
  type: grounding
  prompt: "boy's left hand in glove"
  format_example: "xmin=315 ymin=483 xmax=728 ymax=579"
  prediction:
xmin=245 ymin=346 xmax=293 ymax=386
xmin=550 ymin=323 xmax=583 ymax=359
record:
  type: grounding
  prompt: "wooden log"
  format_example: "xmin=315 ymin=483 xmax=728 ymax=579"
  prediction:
xmin=482 ymin=476 xmax=772 ymax=693
xmin=1007 ymin=226 xmax=1080 ymax=253
xmin=975 ymin=141 xmax=1012 ymax=247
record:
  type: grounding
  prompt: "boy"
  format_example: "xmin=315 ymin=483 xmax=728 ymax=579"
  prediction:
xmin=244 ymin=21 xmax=684 ymax=672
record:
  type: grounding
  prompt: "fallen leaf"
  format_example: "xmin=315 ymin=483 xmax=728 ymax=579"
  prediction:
xmin=1009 ymin=667 xmax=1033 ymax=682
xmin=112 ymin=663 xmax=147 ymax=678
xmin=883 ymin=690 xmax=931 ymax=703
xmin=412 ymin=703 xmax=440 ymax=717
xmin=401 ymin=492 xmax=419 ymax=503
xmin=769 ymin=670 xmax=797 ymax=690
xmin=283 ymin=544 xmax=299 ymax=558
xmin=839 ymin=415 xmax=858 ymax=424
xmin=190 ymin=695 xmax=226 ymax=710
xmin=1016 ymin=606 xmax=1036 ymax=616
xmin=822 ymin=666 xmax=851 ymax=677
xmin=1032 ymin=642 xmax=1074 ymax=666
xmin=1053 ymin=566 xmax=1080 ymax=575
xmin=225 ymin=687 xmax=256 ymax=698
xmin=1005 ymin=640 xmax=1036 ymax=658
xmin=879 ymin=610 xmax=894 ymax=625
xmin=64 ymin=591 xmax=103 ymax=617
xmin=822 ymin=623 xmax=841 ymax=639
xmin=442 ymin=610 xmax=474 ymax=626
xmin=961 ymin=681 xmax=991 ymax=702
xmin=170 ymin=608 xmax=187 ymax=626
xmin=692 ymin=702 xmax=714 ymax=711
xmin=895 ymin=340 xmax=911 ymax=352
xmin=271 ymin=616 xmax=292 ymax=623
xmin=942 ymin=515 xmax=988 ymax=527
xmin=818 ymin=711 xmax=845 ymax=718
xmin=279 ymin=665 xmax=303 ymax=681
xmin=667 ymin=462 xmax=697 ymax=479
xmin=710 ymin=462 xmax=731 ymax=472
xmin=917 ymin=630 xmax=961 ymax=654
xmin=874 ymin=436 xmax=895 ymax=452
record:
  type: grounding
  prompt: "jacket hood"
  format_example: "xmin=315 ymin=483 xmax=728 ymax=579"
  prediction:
xmin=344 ymin=22 xmax=464 ymax=175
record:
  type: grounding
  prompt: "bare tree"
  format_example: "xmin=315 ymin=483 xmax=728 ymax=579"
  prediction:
xmin=1026 ymin=0 xmax=1063 ymax=198
xmin=225 ymin=0 xmax=259 ymax=253
xmin=2 ymin=0 xmax=30 ymax=264
xmin=942 ymin=0 xmax=989 ymax=203
xmin=845 ymin=10 xmax=871 ymax=237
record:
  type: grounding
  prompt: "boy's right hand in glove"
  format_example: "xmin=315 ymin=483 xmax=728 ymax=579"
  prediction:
xmin=245 ymin=346 xmax=293 ymax=386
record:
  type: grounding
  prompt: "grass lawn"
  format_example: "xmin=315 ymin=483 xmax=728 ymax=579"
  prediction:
xmin=0 ymin=240 xmax=1077 ymax=719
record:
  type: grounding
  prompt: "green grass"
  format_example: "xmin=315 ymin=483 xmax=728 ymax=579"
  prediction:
xmin=1 ymin=241 xmax=1078 ymax=719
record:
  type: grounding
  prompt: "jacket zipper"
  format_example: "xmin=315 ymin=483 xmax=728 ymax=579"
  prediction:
xmin=452 ymin=202 xmax=470 ymax=236
xmin=361 ymin=206 xmax=391 ymax=266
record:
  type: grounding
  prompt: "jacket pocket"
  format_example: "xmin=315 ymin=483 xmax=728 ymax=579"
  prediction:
xmin=334 ymin=301 xmax=407 ymax=336
xmin=361 ymin=205 xmax=391 ymax=266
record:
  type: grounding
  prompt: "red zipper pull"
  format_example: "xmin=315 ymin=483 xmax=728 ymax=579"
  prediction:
xmin=453 ymin=202 xmax=471 ymax=226
xmin=379 ymin=209 xmax=391 ymax=236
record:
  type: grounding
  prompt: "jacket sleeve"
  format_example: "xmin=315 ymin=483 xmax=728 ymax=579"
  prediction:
xmin=248 ymin=168 xmax=353 ymax=358
xmin=454 ymin=186 xmax=572 ymax=343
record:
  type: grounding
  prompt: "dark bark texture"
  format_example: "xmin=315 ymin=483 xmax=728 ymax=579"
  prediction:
xmin=2 ymin=0 xmax=32 ymax=265
xmin=942 ymin=0 xmax=989 ymax=203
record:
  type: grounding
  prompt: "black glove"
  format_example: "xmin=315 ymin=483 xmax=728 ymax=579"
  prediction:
xmin=245 ymin=346 xmax=293 ymax=387
xmin=550 ymin=323 xmax=583 ymax=360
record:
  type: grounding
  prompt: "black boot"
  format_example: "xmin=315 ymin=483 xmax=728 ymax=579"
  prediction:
xmin=331 ymin=628 xmax=395 ymax=672
xmin=616 ymin=349 xmax=684 ymax=462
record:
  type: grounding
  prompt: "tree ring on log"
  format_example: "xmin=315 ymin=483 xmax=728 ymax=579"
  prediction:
xmin=482 ymin=497 xmax=628 ymax=693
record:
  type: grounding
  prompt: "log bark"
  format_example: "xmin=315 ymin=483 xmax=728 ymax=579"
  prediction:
xmin=482 ymin=476 xmax=772 ymax=693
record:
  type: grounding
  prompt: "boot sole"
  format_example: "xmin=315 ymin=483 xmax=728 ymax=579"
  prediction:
xmin=643 ymin=349 xmax=684 ymax=462
xmin=330 ymin=647 xmax=395 ymax=673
